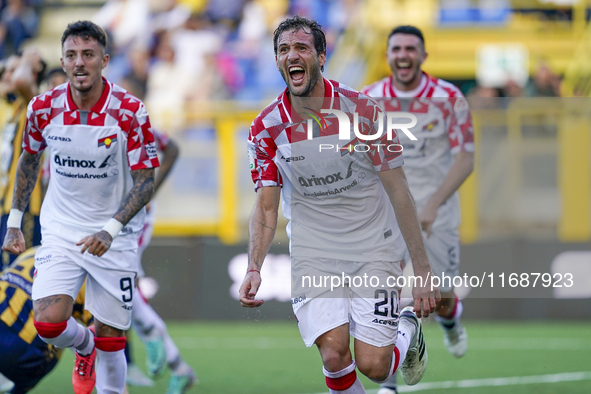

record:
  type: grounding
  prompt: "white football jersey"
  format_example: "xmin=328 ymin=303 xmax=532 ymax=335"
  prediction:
xmin=249 ymin=79 xmax=407 ymax=262
xmin=23 ymin=79 xmax=160 ymax=251
xmin=362 ymin=73 xmax=474 ymax=231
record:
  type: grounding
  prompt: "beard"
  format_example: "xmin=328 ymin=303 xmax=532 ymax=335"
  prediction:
xmin=280 ymin=62 xmax=322 ymax=97
xmin=393 ymin=63 xmax=421 ymax=88
xmin=72 ymin=83 xmax=93 ymax=94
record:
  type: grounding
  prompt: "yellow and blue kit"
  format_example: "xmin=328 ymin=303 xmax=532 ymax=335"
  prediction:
xmin=0 ymin=247 xmax=91 ymax=393
xmin=0 ymin=97 xmax=43 ymax=269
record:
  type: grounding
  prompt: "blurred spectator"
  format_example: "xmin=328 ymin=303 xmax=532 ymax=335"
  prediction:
xmin=503 ymin=79 xmax=523 ymax=97
xmin=145 ymin=32 xmax=195 ymax=131
xmin=93 ymin=0 xmax=151 ymax=82
xmin=204 ymin=0 xmax=247 ymax=29
xmin=524 ymin=62 xmax=561 ymax=97
xmin=0 ymin=0 xmax=38 ymax=58
xmin=466 ymin=84 xmax=501 ymax=109
xmin=94 ymin=0 xmax=150 ymax=51
xmin=124 ymin=45 xmax=150 ymax=100
xmin=170 ymin=13 xmax=223 ymax=79
xmin=151 ymin=0 xmax=191 ymax=34
xmin=42 ymin=67 xmax=67 ymax=91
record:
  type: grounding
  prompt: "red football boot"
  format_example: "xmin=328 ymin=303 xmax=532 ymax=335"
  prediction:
xmin=72 ymin=326 xmax=96 ymax=394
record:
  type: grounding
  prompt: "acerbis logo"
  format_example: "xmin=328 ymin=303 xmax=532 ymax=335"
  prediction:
xmin=280 ymin=155 xmax=305 ymax=162
xmin=47 ymin=135 xmax=71 ymax=142
xmin=298 ymin=162 xmax=354 ymax=187
xmin=371 ymin=318 xmax=398 ymax=327
xmin=54 ymin=155 xmax=112 ymax=169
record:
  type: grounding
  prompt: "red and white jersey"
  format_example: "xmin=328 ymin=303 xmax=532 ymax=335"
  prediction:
xmin=23 ymin=79 xmax=160 ymax=252
xmin=249 ymin=79 xmax=407 ymax=262
xmin=362 ymin=73 xmax=474 ymax=231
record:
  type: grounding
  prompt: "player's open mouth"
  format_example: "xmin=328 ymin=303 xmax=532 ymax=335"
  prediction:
xmin=396 ymin=61 xmax=412 ymax=70
xmin=74 ymin=72 xmax=89 ymax=81
xmin=395 ymin=60 xmax=413 ymax=77
xmin=289 ymin=65 xmax=305 ymax=85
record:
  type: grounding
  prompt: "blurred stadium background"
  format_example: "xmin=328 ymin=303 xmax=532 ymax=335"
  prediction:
xmin=0 ymin=0 xmax=590 ymax=393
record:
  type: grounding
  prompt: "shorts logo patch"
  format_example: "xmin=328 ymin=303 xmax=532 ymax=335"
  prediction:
xmin=371 ymin=318 xmax=398 ymax=327
xmin=35 ymin=254 xmax=52 ymax=265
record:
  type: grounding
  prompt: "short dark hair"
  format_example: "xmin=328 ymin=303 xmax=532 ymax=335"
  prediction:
xmin=388 ymin=25 xmax=425 ymax=48
xmin=44 ymin=67 xmax=66 ymax=82
xmin=273 ymin=15 xmax=326 ymax=70
xmin=61 ymin=21 xmax=108 ymax=51
xmin=36 ymin=59 xmax=48 ymax=87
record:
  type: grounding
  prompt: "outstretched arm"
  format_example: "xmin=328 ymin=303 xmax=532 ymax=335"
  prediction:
xmin=2 ymin=151 xmax=43 ymax=254
xmin=12 ymin=48 xmax=43 ymax=103
xmin=378 ymin=166 xmax=441 ymax=318
xmin=239 ymin=186 xmax=281 ymax=308
xmin=77 ymin=168 xmax=155 ymax=256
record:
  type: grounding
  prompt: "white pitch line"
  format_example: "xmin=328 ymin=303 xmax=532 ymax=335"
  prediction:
xmin=300 ymin=371 xmax=591 ymax=394
xmin=396 ymin=371 xmax=591 ymax=393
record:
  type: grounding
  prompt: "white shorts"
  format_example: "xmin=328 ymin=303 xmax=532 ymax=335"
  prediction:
xmin=31 ymin=243 xmax=138 ymax=330
xmin=417 ymin=229 xmax=460 ymax=293
xmin=291 ymin=258 xmax=402 ymax=348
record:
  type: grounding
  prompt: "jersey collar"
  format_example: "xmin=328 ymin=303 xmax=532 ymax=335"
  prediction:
xmin=388 ymin=71 xmax=432 ymax=98
xmin=66 ymin=77 xmax=111 ymax=113
xmin=279 ymin=78 xmax=336 ymax=124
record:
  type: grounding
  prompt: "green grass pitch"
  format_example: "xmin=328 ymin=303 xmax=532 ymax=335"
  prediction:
xmin=29 ymin=320 xmax=591 ymax=394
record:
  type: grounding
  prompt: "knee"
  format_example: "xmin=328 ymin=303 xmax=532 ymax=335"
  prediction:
xmin=321 ymin=346 xmax=351 ymax=372
xmin=356 ymin=358 xmax=390 ymax=382
xmin=33 ymin=295 xmax=72 ymax=323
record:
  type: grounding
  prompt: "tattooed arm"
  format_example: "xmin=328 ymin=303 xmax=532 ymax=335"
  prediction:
xmin=77 ymin=168 xmax=155 ymax=256
xmin=1 ymin=151 xmax=43 ymax=254
xmin=239 ymin=186 xmax=280 ymax=308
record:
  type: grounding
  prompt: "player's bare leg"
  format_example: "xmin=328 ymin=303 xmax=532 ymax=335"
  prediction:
xmin=33 ymin=295 xmax=97 ymax=393
xmin=435 ymin=290 xmax=467 ymax=358
xmin=354 ymin=341 xmax=396 ymax=382
xmin=315 ymin=324 xmax=366 ymax=393
xmin=357 ymin=306 xmax=427 ymax=389
xmin=93 ymin=320 xmax=127 ymax=394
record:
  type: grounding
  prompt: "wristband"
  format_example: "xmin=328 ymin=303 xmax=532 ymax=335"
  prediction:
xmin=6 ymin=209 xmax=24 ymax=228
xmin=247 ymin=269 xmax=260 ymax=274
xmin=101 ymin=218 xmax=124 ymax=239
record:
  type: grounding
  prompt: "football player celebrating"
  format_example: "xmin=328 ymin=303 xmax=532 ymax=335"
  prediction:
xmin=362 ymin=25 xmax=474 ymax=394
xmin=239 ymin=16 xmax=440 ymax=394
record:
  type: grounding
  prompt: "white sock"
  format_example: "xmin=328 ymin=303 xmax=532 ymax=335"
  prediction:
xmin=323 ymin=362 xmax=366 ymax=393
xmin=397 ymin=320 xmax=414 ymax=361
xmin=95 ymin=349 xmax=127 ymax=394
xmin=43 ymin=317 xmax=93 ymax=355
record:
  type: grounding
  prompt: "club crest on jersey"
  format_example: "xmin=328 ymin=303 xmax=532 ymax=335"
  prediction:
xmin=98 ymin=134 xmax=118 ymax=148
